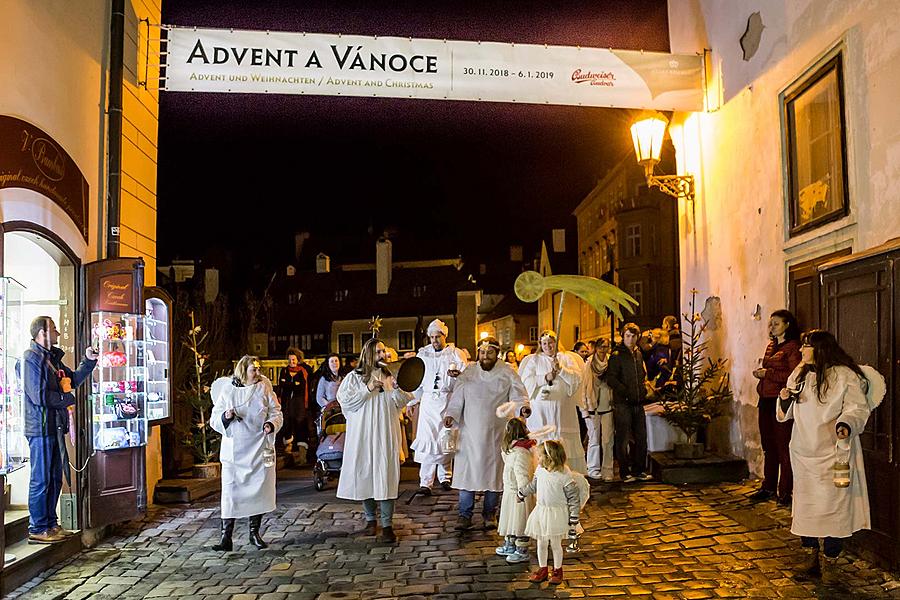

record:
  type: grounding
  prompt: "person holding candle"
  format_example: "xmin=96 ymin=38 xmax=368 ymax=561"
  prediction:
xmin=777 ymin=330 xmax=884 ymax=583
xmin=409 ymin=319 xmax=468 ymax=494
xmin=442 ymin=336 xmax=529 ymax=530
xmin=210 ymin=356 xmax=283 ymax=551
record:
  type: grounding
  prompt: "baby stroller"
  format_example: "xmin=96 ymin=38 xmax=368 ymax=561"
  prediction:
xmin=313 ymin=400 xmax=346 ymax=491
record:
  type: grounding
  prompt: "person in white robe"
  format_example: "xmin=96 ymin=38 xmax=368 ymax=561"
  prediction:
xmin=409 ymin=319 xmax=467 ymax=493
xmin=518 ymin=330 xmax=587 ymax=474
xmin=336 ymin=338 xmax=414 ymax=543
xmin=776 ymin=330 xmax=882 ymax=583
xmin=581 ymin=338 xmax=615 ymax=481
xmin=443 ymin=336 xmax=529 ymax=530
xmin=210 ymin=355 xmax=283 ymax=551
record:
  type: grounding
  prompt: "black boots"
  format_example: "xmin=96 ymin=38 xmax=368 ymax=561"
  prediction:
xmin=212 ymin=516 xmax=266 ymax=550
xmin=249 ymin=514 xmax=267 ymax=549
xmin=211 ymin=518 xmax=235 ymax=551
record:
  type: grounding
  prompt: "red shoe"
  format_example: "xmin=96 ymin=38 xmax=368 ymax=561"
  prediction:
xmin=529 ymin=566 xmax=548 ymax=583
xmin=549 ymin=567 xmax=564 ymax=584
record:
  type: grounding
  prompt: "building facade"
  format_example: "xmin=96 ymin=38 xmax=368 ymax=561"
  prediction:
xmin=668 ymin=0 xmax=900 ymax=568
xmin=269 ymin=254 xmax=480 ymax=360
xmin=1 ymin=0 xmax=164 ymax=586
xmin=573 ymin=152 xmax=680 ymax=341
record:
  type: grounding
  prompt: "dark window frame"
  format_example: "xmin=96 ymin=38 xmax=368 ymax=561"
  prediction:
xmin=783 ymin=52 xmax=850 ymax=237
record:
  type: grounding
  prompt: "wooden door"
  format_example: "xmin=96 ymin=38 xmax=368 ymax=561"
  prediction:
xmin=821 ymin=250 xmax=898 ymax=569
xmin=788 ymin=247 xmax=851 ymax=331
xmin=82 ymin=258 xmax=147 ymax=529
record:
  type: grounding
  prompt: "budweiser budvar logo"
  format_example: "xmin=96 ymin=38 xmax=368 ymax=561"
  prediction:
xmin=571 ymin=69 xmax=616 ymax=86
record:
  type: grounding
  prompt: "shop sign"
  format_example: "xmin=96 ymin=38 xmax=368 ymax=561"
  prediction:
xmin=163 ymin=27 xmax=704 ymax=111
xmin=0 ymin=115 xmax=90 ymax=241
xmin=98 ymin=273 xmax=133 ymax=312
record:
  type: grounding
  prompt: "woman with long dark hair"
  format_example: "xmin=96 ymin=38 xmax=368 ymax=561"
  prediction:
xmin=315 ymin=353 xmax=342 ymax=409
xmin=750 ymin=309 xmax=801 ymax=505
xmin=777 ymin=330 xmax=882 ymax=583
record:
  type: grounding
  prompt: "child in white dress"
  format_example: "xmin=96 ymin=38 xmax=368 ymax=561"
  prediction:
xmin=517 ymin=439 xmax=589 ymax=585
xmin=496 ymin=418 xmax=537 ymax=563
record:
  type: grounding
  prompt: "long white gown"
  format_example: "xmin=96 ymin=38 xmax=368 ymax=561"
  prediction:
xmin=409 ymin=344 xmax=468 ymax=462
xmin=519 ymin=351 xmax=587 ymax=474
xmin=777 ymin=365 xmax=872 ymax=538
xmin=497 ymin=444 xmax=536 ymax=537
xmin=210 ymin=376 xmax=283 ymax=519
xmin=336 ymin=371 xmax=412 ymax=501
xmin=443 ymin=360 xmax=528 ymax=492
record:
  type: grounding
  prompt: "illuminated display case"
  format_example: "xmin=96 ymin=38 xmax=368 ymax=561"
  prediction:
xmin=90 ymin=312 xmax=148 ymax=450
xmin=0 ymin=277 xmax=26 ymax=474
xmin=144 ymin=289 xmax=172 ymax=423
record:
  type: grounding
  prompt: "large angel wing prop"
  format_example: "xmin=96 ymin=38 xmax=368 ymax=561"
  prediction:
xmin=514 ymin=271 xmax=638 ymax=320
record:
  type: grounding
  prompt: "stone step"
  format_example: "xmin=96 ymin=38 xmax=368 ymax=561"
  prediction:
xmin=649 ymin=451 xmax=749 ymax=485
xmin=153 ymin=476 xmax=221 ymax=504
xmin=2 ymin=533 xmax=82 ymax=596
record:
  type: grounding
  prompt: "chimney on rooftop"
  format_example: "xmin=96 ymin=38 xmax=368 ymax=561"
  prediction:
xmin=376 ymin=238 xmax=392 ymax=294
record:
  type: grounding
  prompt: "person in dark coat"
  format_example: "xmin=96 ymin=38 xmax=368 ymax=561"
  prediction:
xmin=22 ymin=316 xmax=97 ymax=543
xmin=750 ymin=310 xmax=802 ymax=505
xmin=606 ymin=323 xmax=651 ymax=483
xmin=276 ymin=347 xmax=313 ymax=457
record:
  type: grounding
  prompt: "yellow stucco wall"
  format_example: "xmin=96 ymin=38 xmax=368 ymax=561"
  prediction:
xmin=119 ymin=0 xmax=164 ymax=503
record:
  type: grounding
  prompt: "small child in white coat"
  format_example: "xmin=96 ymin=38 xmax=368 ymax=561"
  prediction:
xmin=517 ymin=439 xmax=589 ymax=585
xmin=496 ymin=418 xmax=537 ymax=563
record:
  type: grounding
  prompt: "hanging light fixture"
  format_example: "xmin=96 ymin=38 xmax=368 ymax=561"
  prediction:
xmin=630 ymin=111 xmax=695 ymax=202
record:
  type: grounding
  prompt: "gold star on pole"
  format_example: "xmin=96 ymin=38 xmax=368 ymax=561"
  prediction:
xmin=368 ymin=315 xmax=383 ymax=338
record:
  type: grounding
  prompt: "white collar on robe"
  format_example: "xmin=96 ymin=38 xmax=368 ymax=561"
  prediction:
xmin=418 ymin=343 xmax=460 ymax=358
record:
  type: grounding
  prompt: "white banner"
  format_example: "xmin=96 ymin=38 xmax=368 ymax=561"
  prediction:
xmin=163 ymin=27 xmax=704 ymax=111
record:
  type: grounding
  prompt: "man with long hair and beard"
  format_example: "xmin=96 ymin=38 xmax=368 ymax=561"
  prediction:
xmin=336 ymin=338 xmax=414 ymax=543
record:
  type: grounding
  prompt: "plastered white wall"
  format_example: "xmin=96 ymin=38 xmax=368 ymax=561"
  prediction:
xmin=668 ymin=0 xmax=900 ymax=474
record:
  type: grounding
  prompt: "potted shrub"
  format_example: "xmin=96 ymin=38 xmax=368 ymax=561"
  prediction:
xmin=181 ymin=311 xmax=221 ymax=478
xmin=659 ymin=289 xmax=733 ymax=459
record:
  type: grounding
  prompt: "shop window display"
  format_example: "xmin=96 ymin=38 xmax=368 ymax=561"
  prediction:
xmin=0 ymin=277 xmax=26 ymax=475
xmin=90 ymin=312 xmax=148 ymax=450
xmin=145 ymin=297 xmax=170 ymax=422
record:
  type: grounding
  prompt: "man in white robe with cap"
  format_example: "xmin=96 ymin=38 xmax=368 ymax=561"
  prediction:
xmin=518 ymin=330 xmax=588 ymax=474
xmin=409 ymin=319 xmax=468 ymax=494
xmin=443 ymin=336 xmax=530 ymax=530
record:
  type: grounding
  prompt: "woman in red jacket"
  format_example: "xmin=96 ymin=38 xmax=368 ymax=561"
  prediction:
xmin=750 ymin=310 xmax=802 ymax=505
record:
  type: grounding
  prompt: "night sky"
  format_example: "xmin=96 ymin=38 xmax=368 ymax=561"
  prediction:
xmin=157 ymin=0 xmax=671 ymax=272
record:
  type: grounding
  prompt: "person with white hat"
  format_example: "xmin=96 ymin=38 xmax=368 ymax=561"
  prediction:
xmin=409 ymin=318 xmax=468 ymax=494
xmin=442 ymin=335 xmax=530 ymax=530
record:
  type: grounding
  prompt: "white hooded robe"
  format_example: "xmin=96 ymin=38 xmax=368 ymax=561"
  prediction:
xmin=777 ymin=365 xmax=872 ymax=538
xmin=443 ymin=360 xmax=528 ymax=492
xmin=409 ymin=343 xmax=468 ymax=462
xmin=519 ymin=351 xmax=587 ymax=474
xmin=336 ymin=371 xmax=413 ymax=501
xmin=210 ymin=376 xmax=283 ymax=519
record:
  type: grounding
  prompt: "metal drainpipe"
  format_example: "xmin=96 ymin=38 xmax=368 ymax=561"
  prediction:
xmin=106 ymin=0 xmax=125 ymax=259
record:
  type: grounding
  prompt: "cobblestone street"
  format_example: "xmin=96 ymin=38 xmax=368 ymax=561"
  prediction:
xmin=9 ymin=470 xmax=900 ymax=599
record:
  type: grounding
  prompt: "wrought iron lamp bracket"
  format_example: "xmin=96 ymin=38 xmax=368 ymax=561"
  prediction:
xmin=648 ymin=174 xmax=695 ymax=201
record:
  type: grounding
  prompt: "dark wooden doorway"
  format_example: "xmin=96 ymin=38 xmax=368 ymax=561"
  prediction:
xmin=788 ymin=247 xmax=851 ymax=331
xmin=820 ymin=239 xmax=900 ymax=571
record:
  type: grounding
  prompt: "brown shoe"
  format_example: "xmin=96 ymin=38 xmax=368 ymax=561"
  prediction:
xmin=363 ymin=521 xmax=377 ymax=537
xmin=49 ymin=526 xmax=76 ymax=537
xmin=28 ymin=530 xmax=65 ymax=544
xmin=376 ymin=526 xmax=397 ymax=543
xmin=529 ymin=566 xmax=548 ymax=583
xmin=549 ymin=567 xmax=564 ymax=585
xmin=795 ymin=547 xmax=819 ymax=580
xmin=821 ymin=554 xmax=840 ymax=585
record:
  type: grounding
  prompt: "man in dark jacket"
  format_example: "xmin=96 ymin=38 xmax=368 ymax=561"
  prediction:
xmin=23 ymin=316 xmax=97 ymax=543
xmin=606 ymin=323 xmax=651 ymax=483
